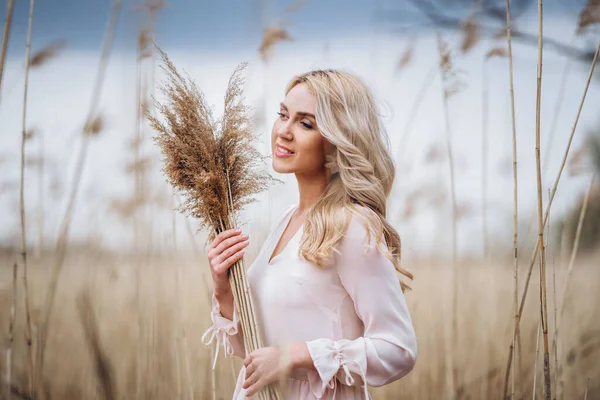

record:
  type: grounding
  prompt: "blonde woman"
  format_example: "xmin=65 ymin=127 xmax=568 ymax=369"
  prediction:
xmin=202 ymin=70 xmax=417 ymax=399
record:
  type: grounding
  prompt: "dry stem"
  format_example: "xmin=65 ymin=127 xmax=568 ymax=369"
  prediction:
xmin=6 ymin=263 xmax=18 ymax=400
xmin=583 ymin=378 xmax=590 ymax=400
xmin=503 ymin=0 xmax=520 ymax=398
xmin=533 ymin=2 xmax=551 ymax=398
xmin=77 ymin=290 xmax=116 ymax=400
xmin=533 ymin=319 xmax=542 ymax=399
xmin=0 ymin=0 xmax=14 ymax=106
xmin=557 ymin=174 xmax=595 ymax=325
xmin=437 ymin=32 xmax=460 ymax=397
xmin=481 ymin=60 xmax=489 ymax=262
xmin=20 ymin=0 xmax=36 ymax=396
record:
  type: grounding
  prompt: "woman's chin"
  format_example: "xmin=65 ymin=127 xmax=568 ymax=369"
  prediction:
xmin=272 ymin=161 xmax=294 ymax=174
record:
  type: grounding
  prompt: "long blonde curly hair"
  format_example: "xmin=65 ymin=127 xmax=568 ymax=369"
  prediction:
xmin=287 ymin=69 xmax=413 ymax=291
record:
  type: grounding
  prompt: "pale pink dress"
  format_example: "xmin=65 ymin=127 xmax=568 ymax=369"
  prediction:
xmin=202 ymin=204 xmax=417 ymax=399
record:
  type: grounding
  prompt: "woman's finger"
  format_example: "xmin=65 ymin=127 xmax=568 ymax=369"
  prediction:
xmin=242 ymin=368 xmax=258 ymax=389
xmin=208 ymin=231 xmax=243 ymax=264
xmin=214 ymin=238 xmax=249 ymax=267
xmin=209 ymin=228 xmax=241 ymax=250
xmin=243 ymin=354 xmax=252 ymax=367
xmin=213 ymin=232 xmax=248 ymax=257
xmin=217 ymin=248 xmax=246 ymax=273
xmin=245 ymin=378 xmax=264 ymax=398
xmin=244 ymin=362 xmax=256 ymax=378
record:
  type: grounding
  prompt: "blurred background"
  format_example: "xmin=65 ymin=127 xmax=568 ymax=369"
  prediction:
xmin=0 ymin=0 xmax=599 ymax=399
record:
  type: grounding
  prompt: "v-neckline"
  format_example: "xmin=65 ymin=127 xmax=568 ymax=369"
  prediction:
xmin=267 ymin=204 xmax=303 ymax=265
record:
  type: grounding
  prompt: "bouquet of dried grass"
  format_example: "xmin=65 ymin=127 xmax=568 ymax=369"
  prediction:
xmin=148 ymin=46 xmax=282 ymax=400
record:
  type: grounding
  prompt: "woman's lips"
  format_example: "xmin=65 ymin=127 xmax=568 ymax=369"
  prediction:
xmin=275 ymin=145 xmax=294 ymax=157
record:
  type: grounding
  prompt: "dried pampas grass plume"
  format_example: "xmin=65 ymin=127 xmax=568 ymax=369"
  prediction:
xmin=460 ymin=19 xmax=480 ymax=53
xmin=437 ymin=33 xmax=466 ymax=97
xmin=259 ymin=25 xmax=292 ymax=62
xmin=148 ymin=46 xmax=278 ymax=238
xmin=486 ymin=47 xmax=507 ymax=59
xmin=285 ymin=0 xmax=307 ymax=13
xmin=396 ymin=37 xmax=416 ymax=73
xmin=84 ymin=114 xmax=104 ymax=136
xmin=31 ymin=39 xmax=66 ymax=68
xmin=577 ymin=0 xmax=600 ymax=34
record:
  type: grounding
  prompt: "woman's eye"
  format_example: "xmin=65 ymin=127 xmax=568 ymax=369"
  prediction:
xmin=277 ymin=112 xmax=288 ymax=120
xmin=301 ymin=121 xmax=313 ymax=130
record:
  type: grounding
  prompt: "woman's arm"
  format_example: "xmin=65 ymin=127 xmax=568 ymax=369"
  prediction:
xmin=301 ymin=212 xmax=417 ymax=397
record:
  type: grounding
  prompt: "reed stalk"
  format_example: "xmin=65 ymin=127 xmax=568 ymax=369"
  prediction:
xmin=481 ymin=60 xmax=489 ymax=262
xmin=36 ymin=131 xmax=44 ymax=257
xmin=0 ymin=0 xmax=14 ymax=106
xmin=533 ymin=319 xmax=542 ymax=400
xmin=557 ymin=174 xmax=595 ymax=326
xmin=436 ymin=32 xmax=461 ymax=398
xmin=524 ymin=38 xmax=576 ymax=243
xmin=502 ymin=40 xmax=600 ymax=390
xmin=36 ymin=2 xmax=123 ymax=394
xmin=394 ymin=65 xmax=437 ymax=163
xmin=547 ymin=189 xmax=557 ymax=400
xmin=583 ymin=378 xmax=590 ymax=400
xmin=77 ymin=290 xmax=116 ymax=400
xmin=533 ymin=1 xmax=552 ymax=398
xmin=170 ymin=193 xmax=183 ymax=399
xmin=134 ymin=22 xmax=144 ymax=400
xmin=20 ymin=0 xmax=36 ymax=396
xmin=504 ymin=0 xmax=520 ymax=398
xmin=6 ymin=263 xmax=18 ymax=400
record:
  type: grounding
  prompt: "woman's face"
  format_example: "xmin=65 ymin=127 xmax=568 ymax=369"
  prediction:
xmin=271 ymin=83 xmax=331 ymax=176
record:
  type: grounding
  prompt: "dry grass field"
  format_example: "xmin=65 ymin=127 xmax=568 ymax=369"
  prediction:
xmin=1 ymin=246 xmax=598 ymax=399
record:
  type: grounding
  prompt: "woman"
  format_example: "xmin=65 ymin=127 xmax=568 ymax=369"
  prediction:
xmin=202 ymin=69 xmax=417 ymax=399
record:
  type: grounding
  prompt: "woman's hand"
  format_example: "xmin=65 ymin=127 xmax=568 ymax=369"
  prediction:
xmin=207 ymin=228 xmax=250 ymax=319
xmin=242 ymin=342 xmax=315 ymax=397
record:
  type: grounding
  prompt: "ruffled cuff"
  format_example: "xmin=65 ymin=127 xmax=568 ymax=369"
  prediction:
xmin=201 ymin=293 xmax=240 ymax=369
xmin=305 ymin=338 xmax=369 ymax=399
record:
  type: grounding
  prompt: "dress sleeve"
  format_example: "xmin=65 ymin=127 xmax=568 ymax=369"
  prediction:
xmin=305 ymin=211 xmax=417 ymax=398
xmin=201 ymin=293 xmax=246 ymax=369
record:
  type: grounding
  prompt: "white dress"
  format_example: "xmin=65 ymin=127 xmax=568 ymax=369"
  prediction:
xmin=202 ymin=203 xmax=417 ymax=399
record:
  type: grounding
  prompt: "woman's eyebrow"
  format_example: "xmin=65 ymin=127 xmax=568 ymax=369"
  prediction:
xmin=280 ymin=102 xmax=315 ymax=119
xmin=296 ymin=111 xmax=316 ymax=119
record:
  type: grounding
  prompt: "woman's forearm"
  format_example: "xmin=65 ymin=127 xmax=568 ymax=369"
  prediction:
xmin=290 ymin=342 xmax=317 ymax=371
xmin=214 ymin=287 xmax=235 ymax=321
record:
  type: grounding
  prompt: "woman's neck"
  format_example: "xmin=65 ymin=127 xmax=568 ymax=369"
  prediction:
xmin=295 ymin=169 xmax=329 ymax=214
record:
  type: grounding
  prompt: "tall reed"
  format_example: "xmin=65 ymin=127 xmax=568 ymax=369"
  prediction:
xmin=533 ymin=1 xmax=552 ymax=398
xmin=503 ymin=0 xmax=521 ymax=398
xmin=6 ymin=263 xmax=18 ymax=399
xmin=436 ymin=32 xmax=464 ymax=398
xmin=20 ymin=0 xmax=36 ymax=396
xmin=0 ymin=0 xmax=14 ymax=106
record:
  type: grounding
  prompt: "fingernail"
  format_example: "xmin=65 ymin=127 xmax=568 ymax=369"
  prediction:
xmin=236 ymin=228 xmax=241 ymax=233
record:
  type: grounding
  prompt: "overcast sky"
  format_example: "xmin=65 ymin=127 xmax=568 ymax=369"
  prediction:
xmin=0 ymin=0 xmax=598 ymax=259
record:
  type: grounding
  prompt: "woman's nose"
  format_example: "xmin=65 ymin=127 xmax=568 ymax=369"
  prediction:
xmin=277 ymin=122 xmax=292 ymax=139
